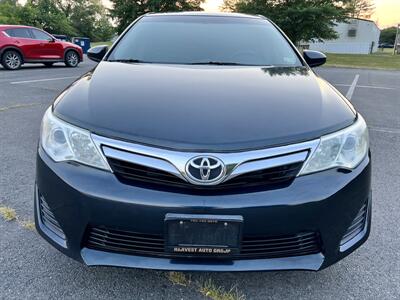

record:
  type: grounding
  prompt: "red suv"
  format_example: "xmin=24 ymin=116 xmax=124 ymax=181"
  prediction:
xmin=0 ymin=25 xmax=83 ymax=70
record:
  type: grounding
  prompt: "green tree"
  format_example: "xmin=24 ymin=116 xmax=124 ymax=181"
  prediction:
xmin=22 ymin=0 xmax=76 ymax=35
xmin=222 ymin=0 xmax=237 ymax=11
xmin=379 ymin=27 xmax=397 ymax=44
xmin=225 ymin=0 xmax=352 ymax=45
xmin=110 ymin=0 xmax=205 ymax=34
xmin=0 ymin=0 xmax=114 ymax=41
xmin=0 ymin=0 xmax=22 ymax=24
xmin=56 ymin=0 xmax=115 ymax=41
xmin=93 ymin=15 xmax=115 ymax=41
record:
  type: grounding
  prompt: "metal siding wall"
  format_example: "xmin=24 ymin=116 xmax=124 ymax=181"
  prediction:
xmin=308 ymin=20 xmax=380 ymax=54
xmin=309 ymin=42 xmax=372 ymax=54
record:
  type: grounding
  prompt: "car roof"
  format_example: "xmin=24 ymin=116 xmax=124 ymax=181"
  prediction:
xmin=0 ymin=25 xmax=34 ymax=30
xmin=144 ymin=11 xmax=264 ymax=19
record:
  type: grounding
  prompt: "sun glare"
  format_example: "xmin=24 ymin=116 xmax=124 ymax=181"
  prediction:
xmin=372 ymin=0 xmax=400 ymax=28
xmin=201 ymin=0 xmax=224 ymax=12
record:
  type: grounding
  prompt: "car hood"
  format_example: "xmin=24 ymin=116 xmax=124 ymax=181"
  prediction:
xmin=54 ymin=62 xmax=355 ymax=151
xmin=62 ymin=41 xmax=79 ymax=48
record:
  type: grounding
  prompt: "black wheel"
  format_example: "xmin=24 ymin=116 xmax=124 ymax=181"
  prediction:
xmin=44 ymin=62 xmax=54 ymax=67
xmin=1 ymin=50 xmax=22 ymax=70
xmin=65 ymin=50 xmax=79 ymax=67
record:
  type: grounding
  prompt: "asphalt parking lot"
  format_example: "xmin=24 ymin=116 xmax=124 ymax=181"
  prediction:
xmin=0 ymin=60 xmax=399 ymax=299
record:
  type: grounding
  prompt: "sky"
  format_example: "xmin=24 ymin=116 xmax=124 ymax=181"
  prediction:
xmin=371 ymin=0 xmax=400 ymax=28
xmin=201 ymin=0 xmax=224 ymax=12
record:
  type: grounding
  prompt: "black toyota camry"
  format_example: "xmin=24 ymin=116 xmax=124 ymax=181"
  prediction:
xmin=35 ymin=12 xmax=371 ymax=271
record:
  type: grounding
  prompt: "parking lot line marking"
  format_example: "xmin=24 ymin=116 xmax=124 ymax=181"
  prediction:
xmin=10 ymin=76 xmax=77 ymax=85
xmin=345 ymin=74 xmax=359 ymax=100
xmin=334 ymin=83 xmax=396 ymax=90
xmin=0 ymin=103 xmax=41 ymax=112
xmin=369 ymin=126 xmax=400 ymax=134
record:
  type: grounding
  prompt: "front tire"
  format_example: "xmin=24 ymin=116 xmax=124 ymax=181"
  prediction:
xmin=64 ymin=50 xmax=79 ymax=68
xmin=2 ymin=50 xmax=22 ymax=70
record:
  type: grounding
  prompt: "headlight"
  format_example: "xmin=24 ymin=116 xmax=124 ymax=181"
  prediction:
xmin=40 ymin=107 xmax=110 ymax=171
xmin=300 ymin=115 xmax=369 ymax=175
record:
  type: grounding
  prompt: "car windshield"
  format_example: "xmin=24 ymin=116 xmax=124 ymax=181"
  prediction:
xmin=108 ymin=15 xmax=303 ymax=67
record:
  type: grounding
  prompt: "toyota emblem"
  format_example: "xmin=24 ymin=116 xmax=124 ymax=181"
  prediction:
xmin=185 ymin=156 xmax=226 ymax=185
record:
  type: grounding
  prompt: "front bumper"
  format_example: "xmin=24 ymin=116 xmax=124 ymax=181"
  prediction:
xmin=35 ymin=147 xmax=371 ymax=272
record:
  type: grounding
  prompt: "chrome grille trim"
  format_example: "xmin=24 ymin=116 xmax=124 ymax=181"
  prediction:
xmin=37 ymin=191 xmax=66 ymax=241
xmin=92 ymin=134 xmax=320 ymax=185
xmin=103 ymin=146 xmax=185 ymax=181
xmin=340 ymin=200 xmax=369 ymax=252
xmin=229 ymin=151 xmax=308 ymax=178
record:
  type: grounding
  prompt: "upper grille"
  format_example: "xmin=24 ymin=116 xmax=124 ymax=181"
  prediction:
xmin=341 ymin=202 xmax=368 ymax=245
xmin=108 ymin=157 xmax=303 ymax=194
xmin=38 ymin=193 xmax=66 ymax=240
xmin=85 ymin=226 xmax=321 ymax=260
xmin=93 ymin=134 xmax=318 ymax=194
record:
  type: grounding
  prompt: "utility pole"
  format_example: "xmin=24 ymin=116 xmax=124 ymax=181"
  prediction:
xmin=394 ymin=24 xmax=400 ymax=55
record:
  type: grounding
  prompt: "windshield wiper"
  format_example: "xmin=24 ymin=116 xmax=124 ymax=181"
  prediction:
xmin=189 ymin=61 xmax=249 ymax=66
xmin=107 ymin=59 xmax=278 ymax=66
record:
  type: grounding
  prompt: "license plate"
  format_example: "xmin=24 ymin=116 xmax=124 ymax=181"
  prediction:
xmin=165 ymin=214 xmax=243 ymax=256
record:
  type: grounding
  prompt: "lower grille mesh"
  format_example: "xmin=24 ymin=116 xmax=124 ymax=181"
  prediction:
xmin=39 ymin=193 xmax=65 ymax=240
xmin=341 ymin=202 xmax=368 ymax=245
xmin=241 ymin=232 xmax=321 ymax=258
xmin=85 ymin=227 xmax=321 ymax=259
xmin=86 ymin=227 xmax=164 ymax=256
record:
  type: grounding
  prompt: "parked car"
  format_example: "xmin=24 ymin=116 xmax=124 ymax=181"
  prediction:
xmin=378 ymin=42 xmax=394 ymax=49
xmin=35 ymin=12 xmax=371 ymax=272
xmin=0 ymin=25 xmax=83 ymax=70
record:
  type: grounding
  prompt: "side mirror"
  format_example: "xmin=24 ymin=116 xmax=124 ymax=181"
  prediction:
xmin=303 ymin=50 xmax=326 ymax=68
xmin=87 ymin=45 xmax=109 ymax=62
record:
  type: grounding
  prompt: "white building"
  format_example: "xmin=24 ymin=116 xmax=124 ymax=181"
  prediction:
xmin=308 ymin=18 xmax=381 ymax=54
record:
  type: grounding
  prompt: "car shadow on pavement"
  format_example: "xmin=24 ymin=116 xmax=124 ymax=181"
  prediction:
xmin=0 ymin=64 xmax=75 ymax=71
